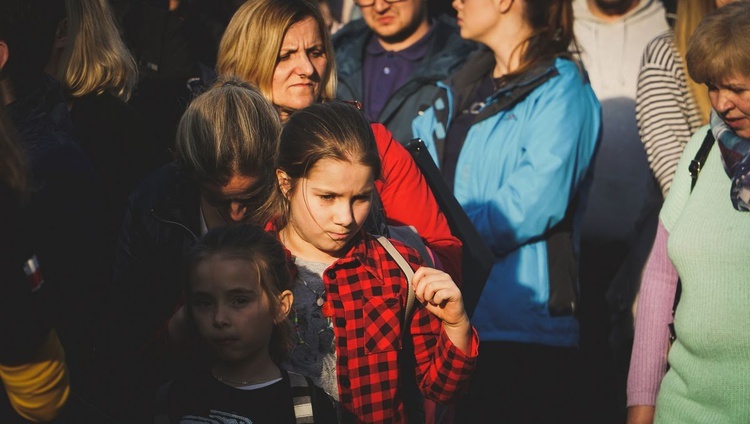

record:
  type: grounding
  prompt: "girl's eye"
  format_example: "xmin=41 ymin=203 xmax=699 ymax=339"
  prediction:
xmin=192 ymin=299 xmax=213 ymax=309
xmin=278 ymin=53 xmax=291 ymax=62
xmin=232 ymin=297 xmax=250 ymax=306
xmin=309 ymin=49 xmax=324 ymax=58
xmin=319 ymin=194 xmax=335 ymax=201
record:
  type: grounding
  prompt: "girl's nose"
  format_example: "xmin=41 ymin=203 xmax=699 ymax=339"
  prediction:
xmin=332 ymin=202 xmax=354 ymax=227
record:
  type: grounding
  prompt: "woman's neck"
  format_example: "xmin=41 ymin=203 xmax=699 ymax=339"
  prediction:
xmin=481 ymin=9 xmax=532 ymax=79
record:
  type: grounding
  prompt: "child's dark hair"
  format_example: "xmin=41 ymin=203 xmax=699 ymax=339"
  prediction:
xmin=272 ymin=101 xmax=382 ymax=228
xmin=185 ymin=224 xmax=295 ymax=364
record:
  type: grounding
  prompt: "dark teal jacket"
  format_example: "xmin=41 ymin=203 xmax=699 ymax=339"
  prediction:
xmin=333 ymin=14 xmax=480 ymax=145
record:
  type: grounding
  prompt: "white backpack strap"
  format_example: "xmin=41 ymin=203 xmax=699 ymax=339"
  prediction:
xmin=376 ymin=236 xmax=416 ymax=333
xmin=288 ymin=371 xmax=315 ymax=423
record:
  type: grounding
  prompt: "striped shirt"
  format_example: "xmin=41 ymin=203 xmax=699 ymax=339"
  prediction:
xmin=635 ymin=31 xmax=703 ymax=196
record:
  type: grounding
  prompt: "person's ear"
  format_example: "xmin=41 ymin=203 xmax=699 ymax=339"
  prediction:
xmin=275 ymin=290 xmax=294 ymax=323
xmin=0 ymin=41 xmax=9 ymax=72
xmin=497 ymin=0 xmax=514 ymax=14
xmin=276 ymin=169 xmax=291 ymax=197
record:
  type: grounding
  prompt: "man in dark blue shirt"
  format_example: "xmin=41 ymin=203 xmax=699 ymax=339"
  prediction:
xmin=333 ymin=0 xmax=479 ymax=145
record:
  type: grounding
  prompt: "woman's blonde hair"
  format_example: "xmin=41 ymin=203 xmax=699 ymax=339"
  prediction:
xmin=216 ymin=0 xmax=336 ymax=106
xmin=687 ymin=1 xmax=750 ymax=92
xmin=675 ymin=0 xmax=716 ymax=124
xmin=176 ymin=77 xmax=282 ymax=225
xmin=58 ymin=0 xmax=137 ymax=101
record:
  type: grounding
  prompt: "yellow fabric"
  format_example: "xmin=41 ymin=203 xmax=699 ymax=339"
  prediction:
xmin=0 ymin=330 xmax=70 ymax=422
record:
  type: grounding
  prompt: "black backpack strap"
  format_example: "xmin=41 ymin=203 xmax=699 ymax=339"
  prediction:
xmin=671 ymin=129 xmax=716 ymax=343
xmin=288 ymin=371 xmax=315 ymax=423
xmin=154 ymin=380 xmax=173 ymax=424
xmin=689 ymin=130 xmax=716 ymax=191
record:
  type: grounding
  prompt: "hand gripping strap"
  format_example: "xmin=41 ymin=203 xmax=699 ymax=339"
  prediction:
xmin=376 ymin=236 xmax=416 ymax=333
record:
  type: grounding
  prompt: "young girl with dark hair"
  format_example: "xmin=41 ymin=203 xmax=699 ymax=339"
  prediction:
xmin=271 ymin=101 xmax=478 ymax=423
xmin=158 ymin=224 xmax=337 ymax=423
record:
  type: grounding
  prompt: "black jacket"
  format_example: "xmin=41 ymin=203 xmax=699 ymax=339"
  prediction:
xmin=7 ymin=76 xmax=105 ymax=380
xmin=97 ymin=161 xmax=201 ymax=421
xmin=110 ymin=161 xmax=200 ymax=354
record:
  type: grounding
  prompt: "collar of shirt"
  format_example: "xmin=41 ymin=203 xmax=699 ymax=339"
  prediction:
xmin=364 ymin=20 xmax=436 ymax=62
xmin=264 ymin=222 xmax=375 ymax=275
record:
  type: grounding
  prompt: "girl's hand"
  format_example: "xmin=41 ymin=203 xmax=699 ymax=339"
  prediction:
xmin=412 ymin=267 xmax=472 ymax=353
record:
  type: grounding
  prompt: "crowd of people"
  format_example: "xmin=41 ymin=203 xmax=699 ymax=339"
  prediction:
xmin=1 ymin=0 xmax=748 ymax=423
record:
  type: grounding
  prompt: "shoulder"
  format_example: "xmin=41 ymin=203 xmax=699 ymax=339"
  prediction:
xmin=127 ymin=161 xmax=186 ymax=210
xmin=543 ymin=58 xmax=599 ymax=103
xmin=370 ymin=121 xmax=390 ymax=141
xmin=661 ymin=125 xmax=711 ymax=227
xmin=682 ymin=125 xmax=712 ymax=160
xmin=369 ymin=122 xmax=411 ymax=160
xmin=518 ymin=58 xmax=597 ymax=109
xmin=73 ymin=91 xmax=132 ymax=111
xmin=550 ymin=58 xmax=587 ymax=86
xmin=367 ymin=234 xmax=424 ymax=270
xmin=332 ymin=18 xmax=370 ymax=49
xmin=640 ymin=31 xmax=678 ymax=68
xmin=71 ymin=93 xmax=141 ymax=134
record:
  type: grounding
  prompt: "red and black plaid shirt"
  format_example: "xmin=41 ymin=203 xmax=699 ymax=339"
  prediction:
xmin=283 ymin=229 xmax=478 ymax=423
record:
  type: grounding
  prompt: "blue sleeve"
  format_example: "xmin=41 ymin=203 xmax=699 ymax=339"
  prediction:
xmin=469 ymin=66 xmax=601 ymax=255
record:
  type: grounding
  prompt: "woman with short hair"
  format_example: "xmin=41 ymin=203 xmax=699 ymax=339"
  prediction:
xmin=105 ymin=78 xmax=282 ymax=422
xmin=627 ymin=2 xmax=750 ymax=423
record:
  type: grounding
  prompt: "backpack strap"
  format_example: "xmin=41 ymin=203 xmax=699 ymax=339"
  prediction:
xmin=689 ymin=130 xmax=716 ymax=191
xmin=376 ymin=236 xmax=416 ymax=333
xmin=670 ymin=129 xmax=716 ymax=343
xmin=377 ymin=236 xmax=426 ymax=424
xmin=288 ymin=371 xmax=315 ymax=424
xmin=153 ymin=380 xmax=173 ymax=424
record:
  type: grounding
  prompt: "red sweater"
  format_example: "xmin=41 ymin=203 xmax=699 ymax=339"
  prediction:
xmin=370 ymin=123 xmax=463 ymax=284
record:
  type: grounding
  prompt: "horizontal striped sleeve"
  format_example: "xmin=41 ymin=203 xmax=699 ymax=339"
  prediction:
xmin=636 ymin=32 xmax=703 ymax=196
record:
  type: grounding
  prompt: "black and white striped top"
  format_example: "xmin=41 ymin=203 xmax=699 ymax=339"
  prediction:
xmin=635 ymin=31 xmax=703 ymax=196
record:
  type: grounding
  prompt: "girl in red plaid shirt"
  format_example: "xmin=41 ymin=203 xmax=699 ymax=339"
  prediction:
xmin=270 ymin=101 xmax=479 ymax=423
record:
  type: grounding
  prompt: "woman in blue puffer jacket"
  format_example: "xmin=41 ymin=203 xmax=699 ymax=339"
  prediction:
xmin=412 ymin=0 xmax=601 ymax=422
